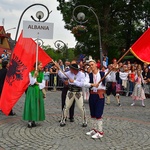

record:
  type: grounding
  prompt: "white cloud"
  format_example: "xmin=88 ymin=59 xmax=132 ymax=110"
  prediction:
xmin=0 ymin=0 xmax=76 ymax=48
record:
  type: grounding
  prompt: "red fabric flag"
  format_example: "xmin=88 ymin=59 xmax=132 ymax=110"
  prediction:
xmin=130 ymin=28 xmax=150 ymax=64
xmin=0 ymin=32 xmax=52 ymax=115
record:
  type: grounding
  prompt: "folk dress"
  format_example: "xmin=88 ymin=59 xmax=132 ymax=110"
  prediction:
xmin=131 ymin=76 xmax=146 ymax=100
xmin=23 ymin=71 xmax=45 ymax=121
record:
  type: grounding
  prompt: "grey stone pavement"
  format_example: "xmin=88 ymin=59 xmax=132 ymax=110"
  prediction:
xmin=0 ymin=90 xmax=150 ymax=150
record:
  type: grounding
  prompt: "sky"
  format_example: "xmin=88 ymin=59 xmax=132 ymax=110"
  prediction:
xmin=0 ymin=0 xmax=76 ymax=48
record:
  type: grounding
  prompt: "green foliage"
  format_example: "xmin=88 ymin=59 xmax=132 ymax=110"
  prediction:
xmin=57 ymin=0 xmax=150 ymax=63
xmin=42 ymin=45 xmax=75 ymax=62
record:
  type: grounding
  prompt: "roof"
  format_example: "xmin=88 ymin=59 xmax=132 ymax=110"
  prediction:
xmin=0 ymin=26 xmax=12 ymax=57
xmin=0 ymin=48 xmax=12 ymax=57
xmin=0 ymin=26 xmax=4 ymax=32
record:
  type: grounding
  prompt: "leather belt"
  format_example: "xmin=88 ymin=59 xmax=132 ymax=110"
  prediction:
xmin=68 ymin=85 xmax=82 ymax=92
xmin=90 ymin=89 xmax=105 ymax=98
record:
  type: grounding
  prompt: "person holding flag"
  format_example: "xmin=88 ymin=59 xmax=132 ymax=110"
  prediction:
xmin=56 ymin=60 xmax=88 ymax=127
xmin=0 ymin=32 xmax=52 ymax=116
xmin=85 ymin=59 xmax=106 ymax=139
xmin=0 ymin=60 xmax=16 ymax=116
xmin=23 ymin=61 xmax=46 ymax=128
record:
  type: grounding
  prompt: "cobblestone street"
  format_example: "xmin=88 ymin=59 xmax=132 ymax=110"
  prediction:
xmin=0 ymin=91 xmax=150 ymax=150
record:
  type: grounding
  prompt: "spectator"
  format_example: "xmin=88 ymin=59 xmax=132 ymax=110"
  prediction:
xmin=102 ymin=56 xmax=107 ymax=69
xmin=43 ymin=67 xmax=50 ymax=91
xmin=82 ymin=64 xmax=90 ymax=102
xmin=1 ymin=50 xmax=11 ymax=62
xmin=131 ymin=70 xmax=146 ymax=107
xmin=58 ymin=59 xmax=64 ymax=71
xmin=0 ymin=58 xmax=2 ymax=70
xmin=50 ymin=63 xmax=58 ymax=90
xmin=96 ymin=59 xmax=101 ymax=69
xmin=64 ymin=60 xmax=70 ymax=72
xmin=103 ymin=54 xmax=109 ymax=67
xmin=128 ymin=65 xmax=136 ymax=96
xmin=142 ymin=67 xmax=150 ymax=98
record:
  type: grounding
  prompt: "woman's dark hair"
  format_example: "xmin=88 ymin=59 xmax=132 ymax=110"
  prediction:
xmin=33 ymin=61 xmax=41 ymax=68
xmin=2 ymin=61 xmax=8 ymax=68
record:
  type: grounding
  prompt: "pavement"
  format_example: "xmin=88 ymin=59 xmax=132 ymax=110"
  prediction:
xmin=0 ymin=90 xmax=150 ymax=150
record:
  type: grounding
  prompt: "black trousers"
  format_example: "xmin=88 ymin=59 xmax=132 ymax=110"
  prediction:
xmin=61 ymin=86 xmax=75 ymax=119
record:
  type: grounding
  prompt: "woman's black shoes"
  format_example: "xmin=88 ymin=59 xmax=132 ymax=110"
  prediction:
xmin=28 ymin=122 xmax=32 ymax=128
xmin=32 ymin=121 xmax=36 ymax=127
xmin=28 ymin=121 xmax=36 ymax=128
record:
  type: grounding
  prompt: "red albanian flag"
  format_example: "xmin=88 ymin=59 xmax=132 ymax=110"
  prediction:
xmin=0 ymin=32 xmax=52 ymax=115
xmin=130 ymin=28 xmax=150 ymax=64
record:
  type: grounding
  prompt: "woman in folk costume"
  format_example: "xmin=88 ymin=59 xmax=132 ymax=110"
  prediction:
xmin=131 ymin=69 xmax=146 ymax=107
xmin=23 ymin=61 xmax=46 ymax=128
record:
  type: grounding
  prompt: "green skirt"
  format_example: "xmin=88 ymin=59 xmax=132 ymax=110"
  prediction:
xmin=23 ymin=85 xmax=45 ymax=121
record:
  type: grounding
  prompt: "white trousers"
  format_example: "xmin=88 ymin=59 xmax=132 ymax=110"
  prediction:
xmin=61 ymin=91 xmax=87 ymax=124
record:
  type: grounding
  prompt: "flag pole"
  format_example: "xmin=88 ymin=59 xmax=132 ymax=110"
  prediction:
xmin=98 ymin=49 xmax=130 ymax=84
xmin=52 ymin=60 xmax=70 ymax=79
xmin=36 ymin=33 xmax=39 ymax=70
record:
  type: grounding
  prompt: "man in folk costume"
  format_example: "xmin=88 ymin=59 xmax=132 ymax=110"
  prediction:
xmin=105 ymin=58 xmax=121 ymax=106
xmin=84 ymin=59 xmax=106 ymax=139
xmin=61 ymin=61 xmax=75 ymax=122
xmin=56 ymin=60 xmax=87 ymax=127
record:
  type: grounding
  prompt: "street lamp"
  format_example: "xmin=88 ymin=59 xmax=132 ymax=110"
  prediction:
xmin=54 ymin=40 xmax=68 ymax=59
xmin=14 ymin=3 xmax=52 ymax=44
xmin=5 ymin=27 xmax=16 ymax=32
xmin=34 ymin=38 xmax=44 ymax=47
xmin=72 ymin=5 xmax=103 ymax=66
xmin=14 ymin=3 xmax=52 ymax=70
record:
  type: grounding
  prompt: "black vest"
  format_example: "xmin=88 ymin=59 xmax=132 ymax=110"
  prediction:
xmin=89 ymin=71 xmax=105 ymax=86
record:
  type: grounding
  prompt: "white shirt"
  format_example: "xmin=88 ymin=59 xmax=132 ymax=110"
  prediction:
xmin=106 ymin=71 xmax=116 ymax=82
xmin=119 ymin=71 xmax=129 ymax=80
xmin=58 ymin=70 xmax=85 ymax=87
xmin=84 ymin=72 xmax=106 ymax=90
xmin=29 ymin=72 xmax=45 ymax=89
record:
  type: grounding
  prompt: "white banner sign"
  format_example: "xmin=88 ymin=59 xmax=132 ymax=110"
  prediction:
xmin=23 ymin=21 xmax=54 ymax=39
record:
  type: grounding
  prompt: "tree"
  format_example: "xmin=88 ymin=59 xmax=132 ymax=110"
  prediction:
xmin=42 ymin=45 xmax=75 ymax=62
xmin=57 ymin=0 xmax=150 ymax=62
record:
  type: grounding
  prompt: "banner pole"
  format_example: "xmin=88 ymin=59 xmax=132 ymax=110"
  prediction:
xmin=98 ymin=49 xmax=130 ymax=84
xmin=36 ymin=33 xmax=39 ymax=70
xmin=52 ymin=60 xmax=70 ymax=79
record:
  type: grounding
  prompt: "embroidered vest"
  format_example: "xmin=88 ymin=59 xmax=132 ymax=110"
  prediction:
xmin=89 ymin=71 xmax=105 ymax=86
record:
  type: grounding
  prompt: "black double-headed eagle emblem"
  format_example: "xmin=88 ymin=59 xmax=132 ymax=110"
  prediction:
xmin=6 ymin=54 xmax=27 ymax=86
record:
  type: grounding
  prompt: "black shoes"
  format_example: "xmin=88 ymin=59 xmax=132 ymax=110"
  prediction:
xmin=82 ymin=123 xmax=87 ymax=127
xmin=118 ymin=103 xmax=121 ymax=106
xmin=28 ymin=122 xmax=32 ymax=128
xmin=69 ymin=118 xmax=74 ymax=122
xmin=28 ymin=121 xmax=36 ymax=128
xmin=8 ymin=110 xmax=16 ymax=116
xmin=32 ymin=121 xmax=36 ymax=127
xmin=60 ymin=122 xmax=66 ymax=127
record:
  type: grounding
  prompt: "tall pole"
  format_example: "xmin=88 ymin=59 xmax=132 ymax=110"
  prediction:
xmin=54 ymin=40 xmax=68 ymax=59
xmin=72 ymin=5 xmax=103 ymax=66
xmin=14 ymin=3 xmax=51 ymax=70
xmin=14 ymin=3 xmax=51 ymax=44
